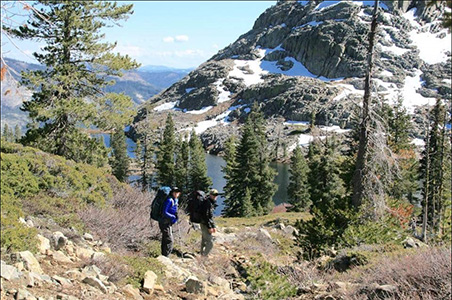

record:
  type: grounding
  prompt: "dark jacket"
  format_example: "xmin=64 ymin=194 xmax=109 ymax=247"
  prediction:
xmin=200 ymin=197 xmax=216 ymax=229
xmin=162 ymin=196 xmax=178 ymax=224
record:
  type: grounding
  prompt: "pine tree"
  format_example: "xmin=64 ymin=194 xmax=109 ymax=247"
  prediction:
xmin=420 ymin=99 xmax=449 ymax=240
xmin=5 ymin=1 xmax=138 ymax=165
xmin=13 ymin=125 xmax=21 ymax=142
xmin=188 ymin=129 xmax=212 ymax=192
xmin=222 ymin=136 xmax=241 ymax=217
xmin=287 ymin=146 xmax=310 ymax=212
xmin=156 ymin=113 xmax=176 ymax=187
xmin=295 ymin=137 xmax=352 ymax=258
xmin=175 ymin=134 xmax=190 ymax=193
xmin=222 ymin=104 xmax=276 ymax=217
xmin=110 ymin=129 xmax=129 ymax=182
xmin=2 ymin=124 xmax=14 ymax=142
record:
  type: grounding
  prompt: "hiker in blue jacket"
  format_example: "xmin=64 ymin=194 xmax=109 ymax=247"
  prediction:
xmin=159 ymin=187 xmax=180 ymax=257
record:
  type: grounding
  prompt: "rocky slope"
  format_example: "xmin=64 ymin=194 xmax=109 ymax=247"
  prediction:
xmin=131 ymin=0 xmax=451 ymax=154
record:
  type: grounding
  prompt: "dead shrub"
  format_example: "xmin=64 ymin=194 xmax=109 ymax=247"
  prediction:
xmin=343 ymin=247 xmax=451 ymax=299
xmin=89 ymin=254 xmax=132 ymax=284
xmin=79 ymin=187 xmax=160 ymax=251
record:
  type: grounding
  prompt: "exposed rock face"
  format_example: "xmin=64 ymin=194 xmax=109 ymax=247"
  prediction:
xmin=131 ymin=0 xmax=451 ymax=154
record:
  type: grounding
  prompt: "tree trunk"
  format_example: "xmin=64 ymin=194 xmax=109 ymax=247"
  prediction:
xmin=352 ymin=0 xmax=379 ymax=208
xmin=422 ymin=108 xmax=431 ymax=243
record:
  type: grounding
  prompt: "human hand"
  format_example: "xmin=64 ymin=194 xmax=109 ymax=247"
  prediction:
xmin=208 ymin=228 xmax=216 ymax=234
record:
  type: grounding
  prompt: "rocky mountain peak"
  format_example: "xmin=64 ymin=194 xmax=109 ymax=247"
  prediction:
xmin=132 ymin=0 xmax=451 ymax=155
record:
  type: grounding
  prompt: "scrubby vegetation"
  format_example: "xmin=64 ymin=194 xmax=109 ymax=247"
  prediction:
xmin=1 ymin=140 xmax=115 ymax=252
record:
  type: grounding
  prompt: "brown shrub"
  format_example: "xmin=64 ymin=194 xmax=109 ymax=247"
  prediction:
xmin=343 ymin=247 xmax=452 ymax=300
xmin=79 ymin=187 xmax=160 ymax=251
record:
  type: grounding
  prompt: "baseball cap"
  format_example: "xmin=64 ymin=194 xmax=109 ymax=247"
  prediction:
xmin=210 ymin=189 xmax=219 ymax=196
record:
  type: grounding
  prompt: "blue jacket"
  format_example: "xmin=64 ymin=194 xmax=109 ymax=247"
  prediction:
xmin=162 ymin=196 xmax=178 ymax=224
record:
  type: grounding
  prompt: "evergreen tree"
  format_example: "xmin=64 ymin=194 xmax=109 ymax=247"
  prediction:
xmin=5 ymin=1 xmax=138 ymax=166
xmin=188 ymin=129 xmax=211 ymax=192
xmin=2 ymin=124 xmax=14 ymax=142
xmin=13 ymin=125 xmax=21 ymax=142
xmin=295 ymin=137 xmax=352 ymax=258
xmin=110 ymin=129 xmax=129 ymax=182
xmin=222 ymin=104 xmax=276 ymax=217
xmin=156 ymin=113 xmax=176 ymax=187
xmin=420 ymin=99 xmax=449 ymax=240
xmin=222 ymin=136 xmax=240 ymax=217
xmin=287 ymin=146 xmax=310 ymax=211
xmin=175 ymin=134 xmax=190 ymax=193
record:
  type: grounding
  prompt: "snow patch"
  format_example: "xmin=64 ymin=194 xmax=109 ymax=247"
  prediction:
xmin=185 ymin=106 xmax=213 ymax=115
xmin=213 ymin=79 xmax=232 ymax=103
xmin=284 ymin=120 xmax=310 ymax=126
xmin=411 ymin=138 xmax=425 ymax=147
xmin=401 ymin=70 xmax=436 ymax=113
xmin=153 ymin=101 xmax=177 ymax=111
xmin=380 ymin=44 xmax=410 ymax=56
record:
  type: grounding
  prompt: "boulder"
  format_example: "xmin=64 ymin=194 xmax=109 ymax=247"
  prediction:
xmin=15 ymin=288 xmax=36 ymax=300
xmin=83 ymin=233 xmax=94 ymax=241
xmin=122 ymin=284 xmax=143 ymax=300
xmin=157 ymin=256 xmax=191 ymax=281
xmin=0 ymin=261 xmax=22 ymax=281
xmin=52 ymin=232 xmax=68 ymax=250
xmin=82 ymin=276 xmax=107 ymax=294
xmin=36 ymin=235 xmax=51 ymax=254
xmin=52 ymin=275 xmax=72 ymax=289
xmin=52 ymin=251 xmax=73 ymax=264
xmin=257 ymin=228 xmax=273 ymax=242
xmin=14 ymin=251 xmax=43 ymax=274
xmin=142 ymin=270 xmax=157 ymax=294
xmin=75 ymin=247 xmax=94 ymax=260
xmin=185 ymin=276 xmax=207 ymax=295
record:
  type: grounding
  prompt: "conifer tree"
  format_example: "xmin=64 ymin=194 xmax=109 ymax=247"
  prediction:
xmin=222 ymin=104 xmax=276 ymax=217
xmin=188 ymin=129 xmax=211 ymax=192
xmin=110 ymin=129 xmax=129 ymax=182
xmin=175 ymin=134 xmax=190 ymax=193
xmin=13 ymin=125 xmax=21 ymax=142
xmin=2 ymin=124 xmax=14 ymax=142
xmin=287 ymin=146 xmax=311 ymax=211
xmin=156 ymin=113 xmax=176 ymax=187
xmin=420 ymin=99 xmax=450 ymax=240
xmin=5 ymin=1 xmax=138 ymax=165
xmin=222 ymin=136 xmax=240 ymax=217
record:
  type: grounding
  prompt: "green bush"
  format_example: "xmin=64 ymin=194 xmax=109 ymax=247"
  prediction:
xmin=122 ymin=256 xmax=165 ymax=288
xmin=0 ymin=141 xmax=117 ymax=253
xmin=245 ymin=255 xmax=297 ymax=300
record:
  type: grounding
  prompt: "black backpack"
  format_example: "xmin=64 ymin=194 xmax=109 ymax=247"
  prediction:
xmin=150 ymin=186 xmax=171 ymax=222
xmin=187 ymin=190 xmax=205 ymax=223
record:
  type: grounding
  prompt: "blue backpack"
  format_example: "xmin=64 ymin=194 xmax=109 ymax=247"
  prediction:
xmin=150 ymin=186 xmax=171 ymax=221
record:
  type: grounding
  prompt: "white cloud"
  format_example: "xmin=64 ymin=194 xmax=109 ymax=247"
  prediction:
xmin=114 ymin=44 xmax=147 ymax=57
xmin=212 ymin=43 xmax=219 ymax=49
xmin=163 ymin=36 xmax=175 ymax=43
xmin=175 ymin=35 xmax=189 ymax=42
xmin=163 ymin=35 xmax=189 ymax=43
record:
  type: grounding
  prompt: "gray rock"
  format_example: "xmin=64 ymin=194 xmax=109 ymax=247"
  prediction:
xmin=185 ymin=276 xmax=207 ymax=295
xmin=52 ymin=232 xmax=68 ymax=250
xmin=0 ymin=261 xmax=22 ymax=281
xmin=82 ymin=276 xmax=107 ymax=294
xmin=83 ymin=233 xmax=94 ymax=241
xmin=15 ymin=288 xmax=36 ymax=300
xmin=13 ymin=252 xmax=43 ymax=274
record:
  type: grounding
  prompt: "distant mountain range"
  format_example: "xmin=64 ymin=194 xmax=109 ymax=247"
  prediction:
xmin=0 ymin=57 xmax=192 ymax=131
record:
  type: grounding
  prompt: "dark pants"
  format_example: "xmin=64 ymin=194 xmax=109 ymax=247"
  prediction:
xmin=200 ymin=223 xmax=213 ymax=256
xmin=159 ymin=219 xmax=173 ymax=257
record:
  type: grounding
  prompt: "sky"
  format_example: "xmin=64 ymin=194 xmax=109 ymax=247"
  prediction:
xmin=1 ymin=1 xmax=275 ymax=69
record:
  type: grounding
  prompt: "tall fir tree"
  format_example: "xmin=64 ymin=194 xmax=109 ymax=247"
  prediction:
xmin=156 ymin=113 xmax=176 ymax=187
xmin=2 ymin=124 xmax=14 ymax=142
xmin=287 ymin=146 xmax=311 ymax=212
xmin=188 ymin=129 xmax=212 ymax=192
xmin=223 ymin=103 xmax=276 ymax=217
xmin=13 ymin=125 xmax=21 ymax=142
xmin=110 ymin=129 xmax=129 ymax=182
xmin=295 ymin=137 xmax=352 ymax=258
xmin=5 ymin=1 xmax=138 ymax=166
xmin=420 ymin=99 xmax=449 ymax=240
xmin=175 ymin=134 xmax=190 ymax=194
xmin=221 ymin=136 xmax=240 ymax=217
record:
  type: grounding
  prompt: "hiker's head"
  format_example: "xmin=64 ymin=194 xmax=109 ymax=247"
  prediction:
xmin=171 ymin=187 xmax=181 ymax=198
xmin=209 ymin=189 xmax=219 ymax=200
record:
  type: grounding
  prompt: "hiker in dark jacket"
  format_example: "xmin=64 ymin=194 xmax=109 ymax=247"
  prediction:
xmin=200 ymin=189 xmax=219 ymax=256
xmin=159 ymin=187 xmax=180 ymax=257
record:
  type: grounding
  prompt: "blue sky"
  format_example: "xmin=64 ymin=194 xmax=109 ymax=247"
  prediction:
xmin=2 ymin=1 xmax=275 ymax=69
